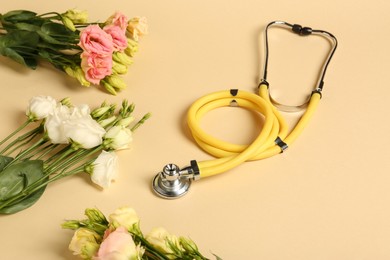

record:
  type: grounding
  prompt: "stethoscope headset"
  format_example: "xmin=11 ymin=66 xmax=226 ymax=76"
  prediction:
xmin=152 ymin=20 xmax=338 ymax=199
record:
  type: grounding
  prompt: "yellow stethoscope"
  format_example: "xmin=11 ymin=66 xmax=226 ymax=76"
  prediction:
xmin=152 ymin=21 xmax=338 ymax=199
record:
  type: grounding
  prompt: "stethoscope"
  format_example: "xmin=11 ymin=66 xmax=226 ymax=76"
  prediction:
xmin=152 ymin=21 xmax=338 ymax=199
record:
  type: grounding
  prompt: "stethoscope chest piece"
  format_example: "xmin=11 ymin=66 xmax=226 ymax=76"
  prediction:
xmin=152 ymin=162 xmax=200 ymax=199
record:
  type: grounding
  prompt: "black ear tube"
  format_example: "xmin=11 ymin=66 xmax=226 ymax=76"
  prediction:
xmin=262 ymin=21 xmax=338 ymax=96
xmin=292 ymin=24 xmax=313 ymax=35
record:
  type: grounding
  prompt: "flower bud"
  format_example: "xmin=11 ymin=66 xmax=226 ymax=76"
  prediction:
xmin=62 ymin=9 xmax=88 ymax=24
xmin=85 ymin=208 xmax=107 ymax=224
xmin=106 ymin=75 xmax=127 ymax=90
xmin=61 ymin=16 xmax=76 ymax=32
xmin=99 ymin=116 xmax=116 ymax=128
xmin=124 ymin=39 xmax=139 ymax=57
xmin=179 ymin=237 xmax=198 ymax=253
xmin=112 ymin=61 xmax=128 ymax=75
xmin=117 ymin=116 xmax=134 ymax=127
xmin=64 ymin=66 xmax=76 ymax=77
xmin=74 ymin=67 xmax=91 ymax=87
xmin=64 ymin=66 xmax=90 ymax=87
xmin=61 ymin=220 xmax=82 ymax=230
xmin=60 ymin=97 xmax=72 ymax=107
xmin=101 ymin=81 xmax=117 ymax=95
xmin=113 ymin=52 xmax=133 ymax=66
xmin=91 ymin=106 xmax=111 ymax=118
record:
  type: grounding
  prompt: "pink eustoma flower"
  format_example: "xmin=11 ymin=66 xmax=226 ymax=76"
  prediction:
xmin=94 ymin=227 xmax=138 ymax=259
xmin=104 ymin=25 xmax=128 ymax=52
xmin=79 ymin=25 xmax=114 ymax=55
xmin=106 ymin=12 xmax=129 ymax=31
xmin=81 ymin=52 xmax=113 ymax=85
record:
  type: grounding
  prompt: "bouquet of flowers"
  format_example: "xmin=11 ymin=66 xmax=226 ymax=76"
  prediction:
xmin=62 ymin=206 xmax=221 ymax=260
xmin=0 ymin=9 xmax=147 ymax=95
xmin=0 ymin=96 xmax=150 ymax=214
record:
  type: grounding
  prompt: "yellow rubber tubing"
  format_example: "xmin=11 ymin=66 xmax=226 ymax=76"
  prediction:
xmin=187 ymin=84 xmax=321 ymax=178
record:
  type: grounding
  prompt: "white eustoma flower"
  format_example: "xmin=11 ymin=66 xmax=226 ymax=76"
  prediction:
xmin=90 ymin=151 xmax=118 ymax=189
xmin=104 ymin=125 xmax=132 ymax=150
xmin=63 ymin=107 xmax=106 ymax=149
xmin=44 ymin=104 xmax=72 ymax=144
xmin=26 ymin=96 xmax=57 ymax=120
xmin=71 ymin=104 xmax=91 ymax=117
xmin=45 ymin=104 xmax=105 ymax=148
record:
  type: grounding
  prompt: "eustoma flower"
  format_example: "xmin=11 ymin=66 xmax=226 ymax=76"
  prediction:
xmin=104 ymin=125 xmax=133 ymax=150
xmin=78 ymin=25 xmax=114 ymax=55
xmin=0 ymin=9 xmax=147 ymax=95
xmin=109 ymin=207 xmax=140 ymax=232
xmin=69 ymin=228 xmax=101 ymax=259
xmin=95 ymin=226 xmax=143 ymax=260
xmin=88 ymin=151 xmax=118 ymax=189
xmin=0 ymin=96 xmax=150 ymax=214
xmin=103 ymin=25 xmax=128 ymax=52
xmin=62 ymin=207 xmax=218 ymax=260
xmin=26 ymin=95 xmax=57 ymax=121
xmin=105 ymin=12 xmax=129 ymax=31
xmin=127 ymin=17 xmax=148 ymax=41
xmin=81 ymin=52 xmax=113 ymax=85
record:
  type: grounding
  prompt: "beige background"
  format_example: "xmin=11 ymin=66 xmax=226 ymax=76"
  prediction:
xmin=1 ymin=0 xmax=390 ymax=259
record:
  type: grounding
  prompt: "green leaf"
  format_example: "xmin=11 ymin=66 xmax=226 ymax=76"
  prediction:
xmin=37 ymin=30 xmax=67 ymax=45
xmin=38 ymin=22 xmax=78 ymax=45
xmin=14 ymin=22 xmax=41 ymax=32
xmin=2 ymin=10 xmax=37 ymax=23
xmin=0 ymin=160 xmax=44 ymax=201
xmin=0 ymin=185 xmax=46 ymax=214
xmin=0 ymin=30 xmax=39 ymax=49
xmin=41 ymin=21 xmax=74 ymax=36
xmin=0 ymin=160 xmax=47 ymax=214
xmin=0 ymin=47 xmax=31 ymax=67
xmin=0 ymin=155 xmax=13 ymax=172
xmin=0 ymin=31 xmax=39 ymax=69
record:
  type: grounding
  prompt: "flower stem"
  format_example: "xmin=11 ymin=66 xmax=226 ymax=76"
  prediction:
xmin=131 ymin=113 xmax=151 ymax=132
xmin=43 ymin=144 xmax=72 ymax=165
xmin=43 ymin=147 xmax=77 ymax=174
xmin=0 ymin=119 xmax=32 ymax=148
xmin=4 ymin=131 xmax=40 ymax=156
xmin=4 ymin=138 xmax=47 ymax=169
xmin=34 ymin=143 xmax=59 ymax=160
xmin=0 ymin=123 xmax=43 ymax=155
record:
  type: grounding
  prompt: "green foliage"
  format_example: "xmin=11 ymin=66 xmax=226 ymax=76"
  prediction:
xmin=0 ymin=157 xmax=48 ymax=214
xmin=0 ymin=184 xmax=46 ymax=214
xmin=0 ymin=9 xmax=81 ymax=70
xmin=0 ymin=155 xmax=13 ymax=172
xmin=0 ymin=30 xmax=39 ymax=68
xmin=1 ymin=10 xmax=38 ymax=25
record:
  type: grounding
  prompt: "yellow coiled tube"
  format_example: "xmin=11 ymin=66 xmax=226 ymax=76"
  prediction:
xmin=187 ymin=83 xmax=321 ymax=178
